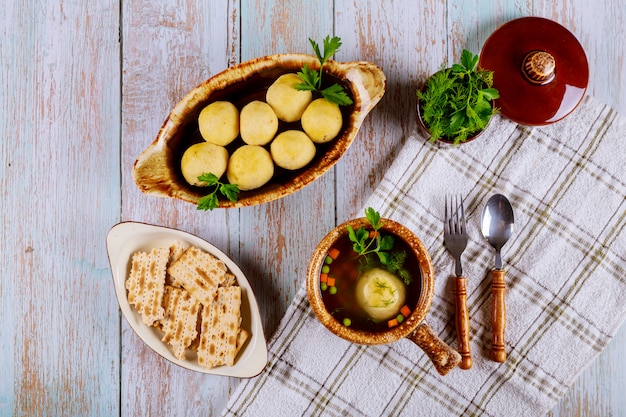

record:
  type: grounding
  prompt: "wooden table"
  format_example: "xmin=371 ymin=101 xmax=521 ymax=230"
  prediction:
xmin=2 ymin=1 xmax=625 ymax=415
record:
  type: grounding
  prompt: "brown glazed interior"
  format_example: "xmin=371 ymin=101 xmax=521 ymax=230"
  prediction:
xmin=132 ymin=54 xmax=386 ymax=208
xmin=306 ymin=217 xmax=434 ymax=345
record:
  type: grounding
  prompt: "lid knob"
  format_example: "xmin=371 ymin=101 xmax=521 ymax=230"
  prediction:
xmin=522 ymin=51 xmax=556 ymax=85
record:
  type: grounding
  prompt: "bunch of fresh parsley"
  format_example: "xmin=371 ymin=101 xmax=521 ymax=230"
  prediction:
xmin=196 ymin=173 xmax=240 ymax=211
xmin=295 ymin=36 xmax=353 ymax=106
xmin=417 ymin=49 xmax=499 ymax=144
xmin=347 ymin=208 xmax=412 ymax=285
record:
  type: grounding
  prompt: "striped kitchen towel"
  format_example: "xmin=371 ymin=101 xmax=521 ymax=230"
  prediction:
xmin=221 ymin=95 xmax=626 ymax=417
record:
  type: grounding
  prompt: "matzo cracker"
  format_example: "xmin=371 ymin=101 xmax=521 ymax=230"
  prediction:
xmin=198 ymin=286 xmax=242 ymax=369
xmin=158 ymin=285 xmax=202 ymax=360
xmin=165 ymin=240 xmax=186 ymax=287
xmin=167 ymin=246 xmax=228 ymax=306
xmin=125 ymin=247 xmax=168 ymax=326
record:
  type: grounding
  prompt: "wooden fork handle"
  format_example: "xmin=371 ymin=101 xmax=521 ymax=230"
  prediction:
xmin=454 ymin=276 xmax=472 ymax=369
xmin=490 ymin=269 xmax=507 ymax=362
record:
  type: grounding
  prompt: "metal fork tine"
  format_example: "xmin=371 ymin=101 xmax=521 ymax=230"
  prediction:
xmin=454 ymin=195 xmax=459 ymax=234
xmin=449 ymin=194 xmax=456 ymax=235
xmin=459 ymin=194 xmax=466 ymax=234
xmin=444 ymin=195 xmax=450 ymax=235
xmin=445 ymin=194 xmax=468 ymax=237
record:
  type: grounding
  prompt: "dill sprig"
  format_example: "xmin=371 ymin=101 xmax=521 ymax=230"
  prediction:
xmin=417 ymin=49 xmax=499 ymax=144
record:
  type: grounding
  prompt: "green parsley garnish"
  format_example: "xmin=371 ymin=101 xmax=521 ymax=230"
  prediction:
xmin=196 ymin=173 xmax=240 ymax=211
xmin=417 ymin=49 xmax=499 ymax=144
xmin=347 ymin=208 xmax=393 ymax=262
xmin=346 ymin=207 xmax=412 ymax=285
xmin=295 ymin=36 xmax=353 ymax=106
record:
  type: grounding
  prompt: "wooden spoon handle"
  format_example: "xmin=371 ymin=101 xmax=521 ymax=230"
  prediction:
xmin=490 ymin=269 xmax=507 ymax=362
xmin=454 ymin=276 xmax=472 ymax=369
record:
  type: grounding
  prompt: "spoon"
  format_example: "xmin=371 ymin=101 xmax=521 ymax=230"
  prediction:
xmin=481 ymin=194 xmax=514 ymax=362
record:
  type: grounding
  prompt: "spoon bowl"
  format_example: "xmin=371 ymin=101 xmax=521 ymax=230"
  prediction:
xmin=481 ymin=194 xmax=514 ymax=362
xmin=481 ymin=194 xmax=514 ymax=269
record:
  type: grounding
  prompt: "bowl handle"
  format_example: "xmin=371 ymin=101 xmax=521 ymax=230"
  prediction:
xmin=407 ymin=321 xmax=461 ymax=376
xmin=341 ymin=61 xmax=386 ymax=118
xmin=132 ymin=136 xmax=196 ymax=203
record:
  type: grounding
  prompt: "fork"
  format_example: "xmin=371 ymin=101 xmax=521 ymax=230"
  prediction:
xmin=444 ymin=195 xmax=472 ymax=370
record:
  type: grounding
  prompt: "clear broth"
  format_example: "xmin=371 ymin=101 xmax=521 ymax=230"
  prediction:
xmin=320 ymin=232 xmax=422 ymax=332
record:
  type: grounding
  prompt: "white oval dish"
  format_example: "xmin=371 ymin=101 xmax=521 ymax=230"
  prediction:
xmin=106 ymin=221 xmax=267 ymax=377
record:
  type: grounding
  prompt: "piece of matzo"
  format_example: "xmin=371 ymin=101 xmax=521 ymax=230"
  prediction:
xmin=234 ymin=328 xmax=249 ymax=356
xmin=167 ymin=246 xmax=228 ymax=306
xmin=197 ymin=286 xmax=242 ymax=369
xmin=220 ymin=272 xmax=238 ymax=288
xmin=125 ymin=247 xmax=168 ymax=326
xmin=157 ymin=285 xmax=202 ymax=360
xmin=165 ymin=240 xmax=186 ymax=287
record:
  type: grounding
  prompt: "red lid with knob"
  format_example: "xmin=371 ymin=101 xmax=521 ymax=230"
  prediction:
xmin=480 ymin=17 xmax=589 ymax=125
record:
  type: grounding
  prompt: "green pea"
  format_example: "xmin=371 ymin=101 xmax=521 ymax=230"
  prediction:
xmin=343 ymin=318 xmax=352 ymax=327
xmin=321 ymin=265 xmax=330 ymax=274
xmin=325 ymin=256 xmax=333 ymax=264
xmin=321 ymin=282 xmax=328 ymax=291
xmin=329 ymin=286 xmax=337 ymax=295
xmin=397 ymin=314 xmax=404 ymax=323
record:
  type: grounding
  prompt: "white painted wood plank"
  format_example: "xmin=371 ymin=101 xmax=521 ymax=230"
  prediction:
xmin=0 ymin=1 xmax=121 ymax=416
xmin=120 ymin=0 xmax=241 ymax=415
xmin=334 ymin=0 xmax=448 ymax=217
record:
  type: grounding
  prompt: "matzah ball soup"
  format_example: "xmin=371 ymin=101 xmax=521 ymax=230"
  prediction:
xmin=319 ymin=232 xmax=422 ymax=332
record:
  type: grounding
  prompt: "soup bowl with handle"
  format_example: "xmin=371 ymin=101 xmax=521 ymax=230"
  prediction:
xmin=306 ymin=216 xmax=461 ymax=376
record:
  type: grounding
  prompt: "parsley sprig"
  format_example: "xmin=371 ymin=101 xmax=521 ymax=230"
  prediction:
xmin=196 ymin=173 xmax=240 ymax=211
xmin=295 ymin=36 xmax=353 ymax=106
xmin=417 ymin=49 xmax=499 ymax=144
xmin=346 ymin=208 xmax=412 ymax=285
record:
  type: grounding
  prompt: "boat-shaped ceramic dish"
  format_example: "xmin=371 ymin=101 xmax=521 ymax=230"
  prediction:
xmin=106 ymin=221 xmax=268 ymax=377
xmin=132 ymin=53 xmax=386 ymax=207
